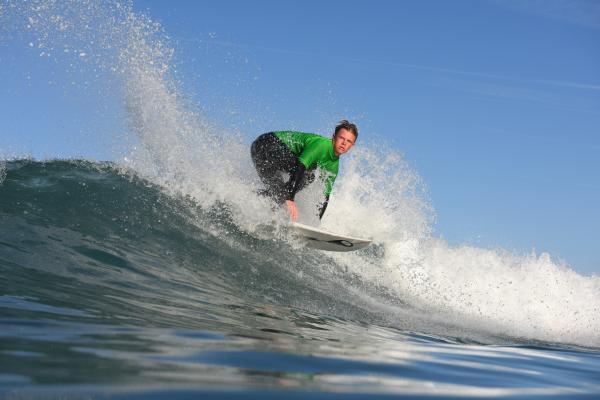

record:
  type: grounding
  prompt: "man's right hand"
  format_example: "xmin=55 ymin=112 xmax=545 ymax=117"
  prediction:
xmin=286 ymin=200 xmax=298 ymax=221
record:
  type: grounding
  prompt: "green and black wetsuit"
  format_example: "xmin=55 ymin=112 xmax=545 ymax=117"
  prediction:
xmin=250 ymin=131 xmax=339 ymax=219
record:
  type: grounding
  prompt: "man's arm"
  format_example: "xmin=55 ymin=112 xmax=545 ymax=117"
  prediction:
xmin=282 ymin=160 xmax=307 ymax=221
xmin=318 ymin=195 xmax=329 ymax=220
xmin=284 ymin=160 xmax=307 ymax=202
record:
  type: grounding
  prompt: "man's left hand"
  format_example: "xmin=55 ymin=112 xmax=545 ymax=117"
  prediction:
xmin=286 ymin=200 xmax=298 ymax=221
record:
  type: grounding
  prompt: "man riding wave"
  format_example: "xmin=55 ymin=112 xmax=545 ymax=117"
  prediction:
xmin=251 ymin=120 xmax=358 ymax=221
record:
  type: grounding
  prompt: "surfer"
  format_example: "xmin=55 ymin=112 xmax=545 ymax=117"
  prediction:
xmin=251 ymin=120 xmax=358 ymax=221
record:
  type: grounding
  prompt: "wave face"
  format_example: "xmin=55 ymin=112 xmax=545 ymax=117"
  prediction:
xmin=2 ymin=159 xmax=600 ymax=397
xmin=0 ymin=159 xmax=397 ymax=328
xmin=2 ymin=0 xmax=600 ymax=397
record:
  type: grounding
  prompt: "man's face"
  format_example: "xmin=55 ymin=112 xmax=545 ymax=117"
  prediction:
xmin=333 ymin=128 xmax=356 ymax=156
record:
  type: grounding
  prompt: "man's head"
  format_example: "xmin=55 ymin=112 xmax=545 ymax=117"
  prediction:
xmin=332 ymin=120 xmax=358 ymax=157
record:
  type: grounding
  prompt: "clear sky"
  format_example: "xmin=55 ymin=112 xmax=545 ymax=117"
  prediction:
xmin=1 ymin=0 xmax=599 ymax=275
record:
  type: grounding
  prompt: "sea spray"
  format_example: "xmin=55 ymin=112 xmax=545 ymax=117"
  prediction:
xmin=323 ymin=144 xmax=433 ymax=242
xmin=330 ymin=148 xmax=600 ymax=345
xmin=5 ymin=0 xmax=278 ymax=231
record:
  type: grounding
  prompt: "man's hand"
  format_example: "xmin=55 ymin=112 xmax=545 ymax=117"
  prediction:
xmin=285 ymin=200 xmax=298 ymax=221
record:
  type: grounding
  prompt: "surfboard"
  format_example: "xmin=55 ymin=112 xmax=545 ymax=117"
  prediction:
xmin=290 ymin=222 xmax=372 ymax=252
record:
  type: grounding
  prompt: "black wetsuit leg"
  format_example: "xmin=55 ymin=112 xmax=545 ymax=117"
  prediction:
xmin=251 ymin=132 xmax=314 ymax=204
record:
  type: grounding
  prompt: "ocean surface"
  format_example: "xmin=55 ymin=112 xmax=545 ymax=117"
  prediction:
xmin=2 ymin=1 xmax=600 ymax=398
xmin=1 ymin=160 xmax=599 ymax=399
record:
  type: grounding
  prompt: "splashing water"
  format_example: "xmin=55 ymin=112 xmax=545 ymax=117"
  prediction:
xmin=3 ymin=0 xmax=600 ymax=348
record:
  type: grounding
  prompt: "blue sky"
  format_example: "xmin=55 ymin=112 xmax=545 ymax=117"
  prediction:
xmin=1 ymin=0 xmax=599 ymax=274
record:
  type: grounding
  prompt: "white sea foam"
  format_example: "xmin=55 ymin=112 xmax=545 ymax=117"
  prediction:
xmin=328 ymin=144 xmax=600 ymax=346
xmin=7 ymin=0 xmax=600 ymax=347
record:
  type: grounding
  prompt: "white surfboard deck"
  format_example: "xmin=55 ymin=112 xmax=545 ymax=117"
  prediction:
xmin=290 ymin=222 xmax=372 ymax=252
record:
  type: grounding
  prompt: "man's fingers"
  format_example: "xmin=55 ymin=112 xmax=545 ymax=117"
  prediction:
xmin=286 ymin=200 xmax=298 ymax=221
